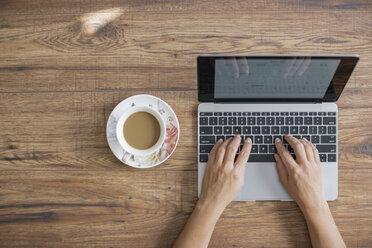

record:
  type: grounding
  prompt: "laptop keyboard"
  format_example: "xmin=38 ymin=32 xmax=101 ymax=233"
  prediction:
xmin=199 ymin=111 xmax=337 ymax=163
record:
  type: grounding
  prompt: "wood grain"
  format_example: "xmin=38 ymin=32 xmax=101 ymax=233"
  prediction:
xmin=0 ymin=0 xmax=371 ymax=247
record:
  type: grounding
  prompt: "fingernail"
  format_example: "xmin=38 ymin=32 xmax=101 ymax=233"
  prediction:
xmin=275 ymin=138 xmax=281 ymax=143
xmin=303 ymin=137 xmax=308 ymax=141
xmin=246 ymin=138 xmax=252 ymax=143
xmin=218 ymin=138 xmax=222 ymax=143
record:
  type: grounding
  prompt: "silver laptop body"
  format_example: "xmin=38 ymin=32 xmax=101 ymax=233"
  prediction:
xmin=197 ymin=55 xmax=359 ymax=201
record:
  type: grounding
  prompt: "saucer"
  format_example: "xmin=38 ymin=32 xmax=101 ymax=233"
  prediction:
xmin=106 ymin=94 xmax=180 ymax=168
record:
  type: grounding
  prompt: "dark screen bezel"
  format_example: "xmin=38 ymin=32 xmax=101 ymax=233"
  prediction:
xmin=197 ymin=55 xmax=359 ymax=102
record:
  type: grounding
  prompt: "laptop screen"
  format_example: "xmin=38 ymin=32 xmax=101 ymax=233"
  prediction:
xmin=198 ymin=55 xmax=359 ymax=102
xmin=214 ymin=58 xmax=340 ymax=99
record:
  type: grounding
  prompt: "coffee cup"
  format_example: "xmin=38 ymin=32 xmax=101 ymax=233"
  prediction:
xmin=116 ymin=106 xmax=166 ymax=164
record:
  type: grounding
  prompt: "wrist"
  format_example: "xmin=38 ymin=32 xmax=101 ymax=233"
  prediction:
xmin=196 ymin=198 xmax=225 ymax=219
xmin=301 ymin=200 xmax=330 ymax=220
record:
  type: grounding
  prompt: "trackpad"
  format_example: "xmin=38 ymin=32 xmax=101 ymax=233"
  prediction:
xmin=235 ymin=163 xmax=292 ymax=201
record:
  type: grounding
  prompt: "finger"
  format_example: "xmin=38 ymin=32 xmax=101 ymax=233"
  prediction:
xmin=275 ymin=138 xmax=297 ymax=174
xmin=209 ymin=138 xmax=223 ymax=163
xmin=223 ymin=135 xmax=241 ymax=167
xmin=232 ymin=57 xmax=239 ymax=78
xmin=299 ymin=138 xmax=315 ymax=163
xmin=234 ymin=137 xmax=252 ymax=171
xmin=297 ymin=57 xmax=311 ymax=76
xmin=216 ymin=137 xmax=232 ymax=165
xmin=289 ymin=57 xmax=304 ymax=77
xmin=304 ymin=138 xmax=319 ymax=164
xmin=240 ymin=57 xmax=250 ymax=74
xmin=285 ymin=135 xmax=307 ymax=164
xmin=274 ymin=153 xmax=288 ymax=186
xmin=284 ymin=58 xmax=297 ymax=79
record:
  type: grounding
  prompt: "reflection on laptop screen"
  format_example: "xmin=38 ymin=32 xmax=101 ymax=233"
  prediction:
xmin=214 ymin=58 xmax=340 ymax=99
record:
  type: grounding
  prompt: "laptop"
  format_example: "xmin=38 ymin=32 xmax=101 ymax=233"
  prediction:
xmin=197 ymin=55 xmax=359 ymax=201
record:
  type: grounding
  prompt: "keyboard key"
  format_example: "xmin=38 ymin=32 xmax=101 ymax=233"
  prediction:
xmin=301 ymin=135 xmax=310 ymax=141
xmin=288 ymin=145 xmax=294 ymax=153
xmin=290 ymin=126 xmax=299 ymax=134
xmin=252 ymin=112 xmax=260 ymax=116
xmin=242 ymin=112 xmax=251 ymax=116
xmin=290 ymin=112 xmax=299 ymax=116
xmin=285 ymin=117 xmax=294 ymax=125
xmin=316 ymin=145 xmax=336 ymax=153
xmin=319 ymin=126 xmax=327 ymax=134
xmin=304 ymin=117 xmax=312 ymax=125
xmin=243 ymin=126 xmax=251 ymax=134
xmin=264 ymin=136 xmax=272 ymax=144
xmin=323 ymin=117 xmax=336 ymax=125
xmin=328 ymin=126 xmax=336 ymax=134
xmin=328 ymin=112 xmax=337 ymax=116
xmin=319 ymin=112 xmax=327 ymax=116
xmin=309 ymin=126 xmax=317 ymax=134
xmin=321 ymin=135 xmax=336 ymax=143
xmin=299 ymin=112 xmax=308 ymax=116
xmin=280 ymin=112 xmax=289 ymax=116
xmin=254 ymin=136 xmax=263 ymax=144
xmin=233 ymin=126 xmax=241 ymax=134
xmin=293 ymin=135 xmax=301 ymax=139
xmin=214 ymin=112 xmax=222 ymax=116
xmin=247 ymin=117 xmax=256 ymax=125
xmin=199 ymin=154 xmax=208 ymax=162
xmin=269 ymin=145 xmax=277 ymax=153
xmin=266 ymin=117 xmax=275 ymax=125
xmin=309 ymin=112 xmax=317 ymax=116
xmin=252 ymin=126 xmax=261 ymax=134
xmin=209 ymin=117 xmax=217 ymax=125
xmin=228 ymin=117 xmax=236 ymax=125
xmin=238 ymin=117 xmax=246 ymax=125
xmin=295 ymin=117 xmax=303 ymax=125
xmin=320 ymin=154 xmax=326 ymax=162
xmin=216 ymin=135 xmax=225 ymax=141
xmin=223 ymin=126 xmax=232 ymax=134
xmin=248 ymin=154 xmax=275 ymax=162
xmin=281 ymin=126 xmax=289 ymax=134
xmin=300 ymin=126 xmax=308 ymax=134
xmin=200 ymin=145 xmax=213 ymax=153
xmin=233 ymin=112 xmax=241 ymax=116
xmin=218 ymin=117 xmax=227 ymax=125
xmin=328 ymin=154 xmax=337 ymax=162
xmin=223 ymin=112 xmax=232 ymax=116
xmin=251 ymin=145 xmax=259 ymax=153
xmin=199 ymin=117 xmax=208 ymax=125
xmin=261 ymin=126 xmax=270 ymax=135
xmin=273 ymin=135 xmax=282 ymax=142
xmin=276 ymin=117 xmax=284 ymax=125
xmin=262 ymin=112 xmax=270 ymax=116
xmin=200 ymin=127 xmax=213 ymax=134
xmin=200 ymin=112 xmax=213 ymax=116
xmin=271 ymin=112 xmax=280 ymax=116
xmin=200 ymin=136 xmax=215 ymax=144
xmin=311 ymin=135 xmax=320 ymax=143
xmin=257 ymin=117 xmax=265 ymax=125
xmin=226 ymin=135 xmax=234 ymax=140
xmin=314 ymin=117 xmax=322 ymax=125
xmin=214 ymin=126 xmax=222 ymax=134
xmin=259 ymin=145 xmax=268 ymax=153
xmin=271 ymin=126 xmax=280 ymax=134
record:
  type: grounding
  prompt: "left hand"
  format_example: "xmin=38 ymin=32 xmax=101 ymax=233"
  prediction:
xmin=198 ymin=135 xmax=252 ymax=212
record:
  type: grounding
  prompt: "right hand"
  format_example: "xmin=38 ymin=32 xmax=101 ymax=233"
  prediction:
xmin=274 ymin=135 xmax=327 ymax=213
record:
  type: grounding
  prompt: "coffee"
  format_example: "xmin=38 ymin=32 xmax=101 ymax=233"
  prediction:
xmin=123 ymin=111 xmax=161 ymax=150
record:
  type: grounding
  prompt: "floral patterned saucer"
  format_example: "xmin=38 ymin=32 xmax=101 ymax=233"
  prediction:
xmin=106 ymin=94 xmax=180 ymax=168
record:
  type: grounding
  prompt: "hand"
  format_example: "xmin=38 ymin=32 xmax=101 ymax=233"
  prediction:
xmin=274 ymin=135 xmax=327 ymax=213
xmin=198 ymin=136 xmax=252 ymax=213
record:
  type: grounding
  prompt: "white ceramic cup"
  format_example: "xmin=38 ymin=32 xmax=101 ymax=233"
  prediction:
xmin=116 ymin=106 xmax=166 ymax=163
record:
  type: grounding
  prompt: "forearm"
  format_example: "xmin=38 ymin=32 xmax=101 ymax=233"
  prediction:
xmin=302 ymin=204 xmax=346 ymax=248
xmin=173 ymin=201 xmax=223 ymax=248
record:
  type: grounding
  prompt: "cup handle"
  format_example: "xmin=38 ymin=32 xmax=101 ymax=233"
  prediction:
xmin=121 ymin=150 xmax=133 ymax=163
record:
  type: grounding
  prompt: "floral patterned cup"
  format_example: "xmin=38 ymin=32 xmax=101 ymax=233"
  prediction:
xmin=116 ymin=106 xmax=166 ymax=164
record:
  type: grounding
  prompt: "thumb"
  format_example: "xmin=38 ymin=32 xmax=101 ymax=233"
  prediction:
xmin=274 ymin=153 xmax=288 ymax=187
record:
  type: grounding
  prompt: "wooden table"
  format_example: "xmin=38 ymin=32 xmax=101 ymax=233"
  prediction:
xmin=0 ymin=1 xmax=371 ymax=247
